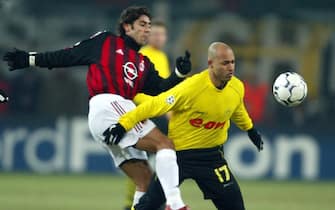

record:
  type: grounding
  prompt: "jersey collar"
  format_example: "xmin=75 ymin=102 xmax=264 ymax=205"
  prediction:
xmin=123 ymin=35 xmax=141 ymax=51
xmin=205 ymin=69 xmax=230 ymax=91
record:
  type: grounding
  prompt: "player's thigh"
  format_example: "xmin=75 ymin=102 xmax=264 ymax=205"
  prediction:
xmin=88 ymin=94 xmax=156 ymax=148
xmin=194 ymin=164 xmax=245 ymax=210
xmin=135 ymin=127 xmax=175 ymax=153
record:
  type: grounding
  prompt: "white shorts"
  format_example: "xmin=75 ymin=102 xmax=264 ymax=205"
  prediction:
xmin=88 ymin=94 xmax=156 ymax=167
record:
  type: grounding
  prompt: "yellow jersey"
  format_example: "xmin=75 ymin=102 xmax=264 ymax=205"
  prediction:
xmin=140 ymin=45 xmax=170 ymax=78
xmin=119 ymin=69 xmax=253 ymax=151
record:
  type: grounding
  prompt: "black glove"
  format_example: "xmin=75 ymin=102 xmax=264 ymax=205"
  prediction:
xmin=102 ymin=123 xmax=127 ymax=145
xmin=175 ymin=50 xmax=191 ymax=76
xmin=0 ymin=89 xmax=9 ymax=103
xmin=247 ymin=127 xmax=263 ymax=151
xmin=3 ymin=48 xmax=30 ymax=71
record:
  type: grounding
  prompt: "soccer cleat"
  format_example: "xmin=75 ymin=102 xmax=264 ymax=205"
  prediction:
xmin=165 ymin=205 xmax=190 ymax=210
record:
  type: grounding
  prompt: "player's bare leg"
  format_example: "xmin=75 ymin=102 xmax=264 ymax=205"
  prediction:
xmin=120 ymin=159 xmax=152 ymax=207
xmin=135 ymin=127 xmax=187 ymax=210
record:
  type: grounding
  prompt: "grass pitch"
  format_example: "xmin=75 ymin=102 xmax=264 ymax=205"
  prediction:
xmin=0 ymin=173 xmax=334 ymax=210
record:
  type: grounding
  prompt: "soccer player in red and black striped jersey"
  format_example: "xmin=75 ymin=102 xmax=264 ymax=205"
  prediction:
xmin=3 ymin=6 xmax=191 ymax=210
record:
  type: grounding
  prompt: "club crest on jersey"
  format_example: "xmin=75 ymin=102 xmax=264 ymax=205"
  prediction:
xmin=166 ymin=95 xmax=175 ymax=105
xmin=123 ymin=62 xmax=138 ymax=87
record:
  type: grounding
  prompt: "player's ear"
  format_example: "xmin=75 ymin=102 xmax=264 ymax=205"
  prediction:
xmin=123 ymin=23 xmax=132 ymax=33
xmin=208 ymin=59 xmax=213 ymax=67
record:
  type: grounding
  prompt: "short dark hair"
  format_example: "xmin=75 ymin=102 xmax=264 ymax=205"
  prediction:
xmin=118 ymin=6 xmax=151 ymax=36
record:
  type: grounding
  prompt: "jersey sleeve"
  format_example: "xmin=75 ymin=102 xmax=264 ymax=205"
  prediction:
xmin=140 ymin=62 xmax=184 ymax=96
xmin=231 ymin=82 xmax=253 ymax=131
xmin=119 ymin=83 xmax=187 ymax=131
xmin=132 ymin=93 xmax=154 ymax=105
xmin=35 ymin=31 xmax=108 ymax=68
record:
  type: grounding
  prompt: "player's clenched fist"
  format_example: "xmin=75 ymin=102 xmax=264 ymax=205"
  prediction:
xmin=103 ymin=123 xmax=127 ymax=145
xmin=175 ymin=50 xmax=191 ymax=77
xmin=247 ymin=128 xmax=264 ymax=151
xmin=3 ymin=48 xmax=30 ymax=71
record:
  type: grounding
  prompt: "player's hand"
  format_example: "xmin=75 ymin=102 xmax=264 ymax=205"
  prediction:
xmin=175 ymin=50 xmax=191 ymax=77
xmin=3 ymin=48 xmax=30 ymax=71
xmin=0 ymin=89 xmax=9 ymax=103
xmin=102 ymin=123 xmax=126 ymax=145
xmin=247 ymin=128 xmax=263 ymax=151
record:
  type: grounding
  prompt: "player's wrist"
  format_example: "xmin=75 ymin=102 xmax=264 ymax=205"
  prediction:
xmin=247 ymin=127 xmax=255 ymax=133
xmin=175 ymin=67 xmax=187 ymax=78
xmin=118 ymin=119 xmax=131 ymax=131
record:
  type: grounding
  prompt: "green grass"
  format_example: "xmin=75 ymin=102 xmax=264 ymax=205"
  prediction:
xmin=0 ymin=173 xmax=334 ymax=210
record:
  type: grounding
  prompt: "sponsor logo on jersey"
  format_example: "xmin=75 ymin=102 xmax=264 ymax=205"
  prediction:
xmin=123 ymin=62 xmax=138 ymax=87
xmin=189 ymin=118 xmax=226 ymax=129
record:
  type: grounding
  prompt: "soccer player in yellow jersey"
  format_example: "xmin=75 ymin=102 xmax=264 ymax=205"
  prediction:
xmin=108 ymin=42 xmax=263 ymax=210
xmin=140 ymin=20 xmax=170 ymax=78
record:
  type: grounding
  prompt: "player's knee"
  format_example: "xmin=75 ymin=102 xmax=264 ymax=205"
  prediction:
xmin=156 ymin=137 xmax=175 ymax=150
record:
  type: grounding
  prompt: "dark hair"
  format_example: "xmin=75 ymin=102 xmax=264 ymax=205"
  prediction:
xmin=118 ymin=6 xmax=151 ymax=36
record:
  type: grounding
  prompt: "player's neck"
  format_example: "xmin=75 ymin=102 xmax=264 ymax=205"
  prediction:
xmin=123 ymin=35 xmax=141 ymax=51
xmin=216 ymin=82 xmax=227 ymax=89
xmin=209 ymin=70 xmax=227 ymax=90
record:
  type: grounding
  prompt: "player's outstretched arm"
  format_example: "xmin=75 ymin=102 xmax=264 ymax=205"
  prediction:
xmin=3 ymin=32 xmax=107 ymax=71
xmin=103 ymin=86 xmax=186 ymax=145
xmin=3 ymin=47 xmax=90 ymax=71
xmin=231 ymin=102 xmax=264 ymax=151
xmin=103 ymin=94 xmax=173 ymax=145
xmin=142 ymin=51 xmax=191 ymax=96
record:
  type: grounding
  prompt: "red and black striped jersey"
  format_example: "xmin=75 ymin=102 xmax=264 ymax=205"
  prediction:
xmin=34 ymin=31 xmax=183 ymax=99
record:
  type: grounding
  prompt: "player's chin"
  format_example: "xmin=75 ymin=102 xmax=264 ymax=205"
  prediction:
xmin=226 ymin=74 xmax=233 ymax=80
xmin=141 ymin=37 xmax=149 ymax=45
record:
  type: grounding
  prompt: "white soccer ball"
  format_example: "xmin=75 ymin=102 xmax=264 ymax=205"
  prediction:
xmin=272 ymin=72 xmax=308 ymax=107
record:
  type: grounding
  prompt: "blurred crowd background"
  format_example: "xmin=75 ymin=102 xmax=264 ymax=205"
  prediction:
xmin=0 ymin=0 xmax=335 ymax=130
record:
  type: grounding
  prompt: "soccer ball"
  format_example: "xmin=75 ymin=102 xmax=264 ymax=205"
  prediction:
xmin=272 ymin=72 xmax=307 ymax=107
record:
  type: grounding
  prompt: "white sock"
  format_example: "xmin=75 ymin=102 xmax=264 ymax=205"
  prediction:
xmin=132 ymin=191 xmax=145 ymax=207
xmin=156 ymin=149 xmax=185 ymax=209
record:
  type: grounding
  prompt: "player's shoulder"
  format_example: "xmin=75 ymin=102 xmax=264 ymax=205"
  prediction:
xmin=183 ymin=70 xmax=207 ymax=85
xmin=89 ymin=31 xmax=113 ymax=40
xmin=140 ymin=45 xmax=152 ymax=53
xmin=229 ymin=76 xmax=245 ymax=96
xmin=76 ymin=31 xmax=113 ymax=46
xmin=140 ymin=46 xmax=167 ymax=60
xmin=230 ymin=76 xmax=244 ymax=87
xmin=173 ymin=69 xmax=208 ymax=95
xmin=139 ymin=46 xmax=153 ymax=59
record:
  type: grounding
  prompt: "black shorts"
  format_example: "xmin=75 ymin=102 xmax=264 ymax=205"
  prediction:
xmin=135 ymin=146 xmax=245 ymax=210
xmin=177 ymin=146 xmax=245 ymax=210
